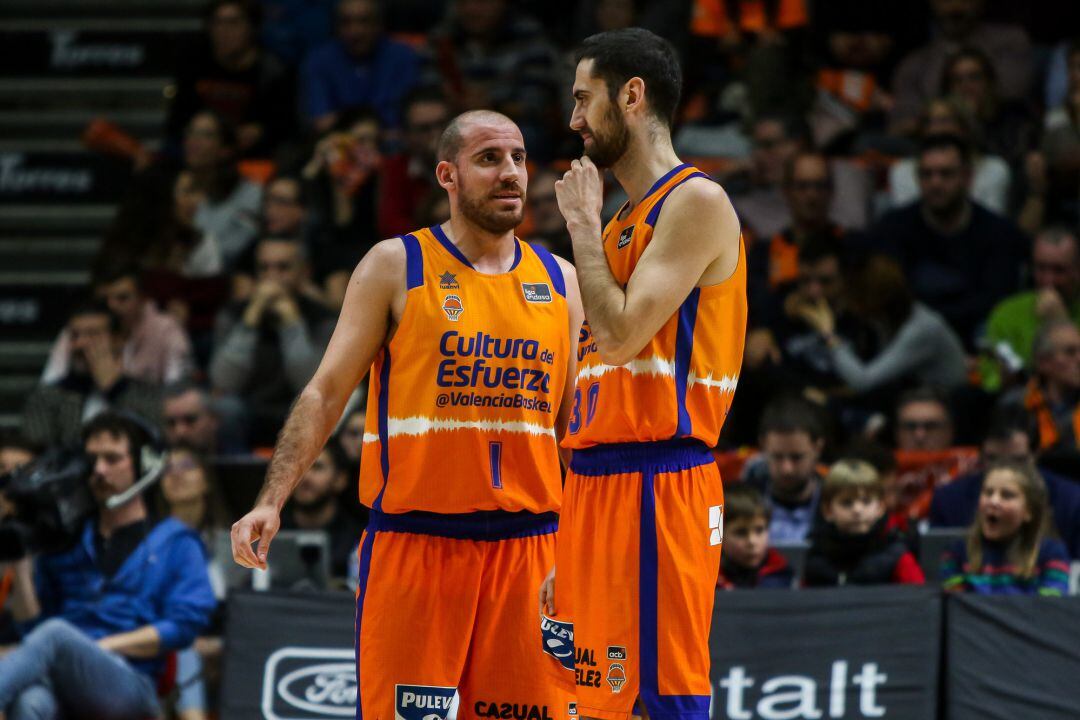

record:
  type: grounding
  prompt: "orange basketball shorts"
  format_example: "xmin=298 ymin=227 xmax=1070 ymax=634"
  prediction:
xmin=556 ymin=440 xmax=723 ymax=720
xmin=354 ymin=510 xmax=577 ymax=720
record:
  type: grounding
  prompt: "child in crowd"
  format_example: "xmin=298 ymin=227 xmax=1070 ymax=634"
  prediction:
xmin=804 ymin=460 xmax=925 ymax=586
xmin=942 ymin=461 xmax=1070 ymax=596
xmin=717 ymin=483 xmax=794 ymax=589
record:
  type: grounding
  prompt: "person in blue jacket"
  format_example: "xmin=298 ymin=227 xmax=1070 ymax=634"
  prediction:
xmin=0 ymin=412 xmax=216 ymax=720
xmin=930 ymin=409 xmax=1080 ymax=558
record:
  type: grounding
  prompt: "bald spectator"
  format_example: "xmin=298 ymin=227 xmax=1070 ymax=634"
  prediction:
xmin=890 ymin=0 xmax=1032 ymax=136
xmin=302 ymin=0 xmax=421 ymax=133
xmin=42 ymin=266 xmax=192 ymax=387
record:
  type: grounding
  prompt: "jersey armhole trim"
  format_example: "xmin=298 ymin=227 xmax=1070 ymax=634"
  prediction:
xmin=529 ymin=243 xmax=566 ymax=298
xmin=402 ymin=234 xmax=424 ymax=289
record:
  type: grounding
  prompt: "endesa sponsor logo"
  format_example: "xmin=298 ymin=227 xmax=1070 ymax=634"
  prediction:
xmin=437 ymin=331 xmax=555 ymax=394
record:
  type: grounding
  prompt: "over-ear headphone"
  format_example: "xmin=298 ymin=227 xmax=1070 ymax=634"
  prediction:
xmin=102 ymin=410 xmax=167 ymax=510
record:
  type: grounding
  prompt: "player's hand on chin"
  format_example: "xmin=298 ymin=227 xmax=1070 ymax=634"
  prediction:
xmin=555 ymin=156 xmax=603 ymax=232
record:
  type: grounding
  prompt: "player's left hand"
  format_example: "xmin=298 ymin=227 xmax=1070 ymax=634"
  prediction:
xmin=539 ymin=565 xmax=557 ymax=616
xmin=555 ymin=157 xmax=603 ymax=232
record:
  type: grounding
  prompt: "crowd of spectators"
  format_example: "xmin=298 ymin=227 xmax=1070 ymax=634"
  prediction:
xmin=4 ymin=0 xmax=1080 ymax=717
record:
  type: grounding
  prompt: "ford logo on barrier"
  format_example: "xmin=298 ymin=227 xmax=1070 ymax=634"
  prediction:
xmin=262 ymin=647 xmax=356 ymax=719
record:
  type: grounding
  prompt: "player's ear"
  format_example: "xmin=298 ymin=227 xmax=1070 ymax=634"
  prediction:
xmin=624 ymin=77 xmax=645 ymax=112
xmin=435 ymin=160 xmax=456 ymax=190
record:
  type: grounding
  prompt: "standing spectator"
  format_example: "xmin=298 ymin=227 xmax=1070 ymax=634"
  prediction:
xmin=895 ymin=386 xmax=955 ymax=452
xmin=797 ymin=254 xmax=969 ymax=396
xmin=743 ymin=397 xmax=826 ymax=543
xmin=941 ymin=461 xmax=1069 ymax=595
xmin=423 ymin=0 xmax=560 ymax=157
xmin=870 ymin=133 xmax=1027 ymax=347
xmin=930 ymin=409 xmax=1080 ymax=558
xmin=886 ymin=98 xmax=1011 ymax=216
xmin=804 ymin=459 xmax=925 ymax=586
xmin=377 ymin=88 xmax=450 ymax=238
xmin=302 ymin=0 xmax=421 ymax=133
xmin=983 ymin=227 xmax=1080 ymax=388
xmin=302 ymin=109 xmax=383 ymax=306
xmin=210 ymin=238 xmax=335 ymax=447
xmin=42 ymin=266 xmax=193 ymax=387
xmin=24 ymin=301 xmax=162 ymax=449
xmin=1004 ymin=319 xmax=1080 ymax=452
xmin=280 ymin=443 xmax=365 ymax=579
xmin=889 ymin=0 xmax=1032 ymax=137
xmin=165 ymin=0 xmax=297 ymax=158
xmin=0 ymin=412 xmax=216 ymax=718
xmin=716 ymin=483 xmax=794 ymax=590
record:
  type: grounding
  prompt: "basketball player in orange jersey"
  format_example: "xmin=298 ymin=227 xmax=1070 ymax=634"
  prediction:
xmin=231 ymin=110 xmax=583 ymax=720
xmin=545 ymin=28 xmax=746 ymax=720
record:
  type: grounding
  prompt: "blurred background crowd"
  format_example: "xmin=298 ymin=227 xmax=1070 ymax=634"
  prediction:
xmin=3 ymin=0 xmax=1080 ymax=717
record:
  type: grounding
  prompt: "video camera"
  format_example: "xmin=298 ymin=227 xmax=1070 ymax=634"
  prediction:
xmin=0 ymin=448 xmax=95 ymax=562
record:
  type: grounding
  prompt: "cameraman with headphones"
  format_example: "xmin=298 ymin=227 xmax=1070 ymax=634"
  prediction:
xmin=0 ymin=412 xmax=216 ymax=720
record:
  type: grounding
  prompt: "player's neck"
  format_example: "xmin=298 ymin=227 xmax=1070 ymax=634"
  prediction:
xmin=441 ymin=218 xmax=518 ymax=274
xmin=612 ymin=131 xmax=682 ymax=208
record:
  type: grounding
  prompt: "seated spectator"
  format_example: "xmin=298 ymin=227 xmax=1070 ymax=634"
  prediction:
xmin=840 ymin=437 xmax=916 ymax=536
xmin=165 ymin=0 xmax=297 ymax=159
xmin=42 ymin=265 xmax=193 ymax=387
xmin=378 ymin=88 xmax=450 ymax=238
xmin=280 ymin=443 xmax=365 ymax=579
xmin=0 ymin=432 xmax=39 ymax=477
xmin=940 ymin=45 xmax=1035 ymax=169
xmin=797 ymin=254 xmax=968 ymax=395
xmin=24 ymin=301 xmax=162 ymax=448
xmin=941 ymin=461 xmax=1069 ymax=595
xmin=1039 ymin=38 xmax=1080 ymax=225
xmin=870 ymin=133 xmax=1027 ymax=347
xmin=727 ymin=115 xmax=870 ymax=240
xmin=210 ymin=237 xmax=335 ymax=447
xmin=748 ymin=151 xmax=846 ymax=300
xmin=335 ymin=405 xmax=365 ymax=479
xmin=524 ymin=167 xmax=573 ymax=260
xmin=889 ymin=0 xmax=1031 ymax=137
xmin=302 ymin=108 xmax=383 ymax=306
xmin=302 ymin=0 xmax=421 ymax=134
xmin=931 ymin=409 xmax=1080 ymax=557
xmin=0 ymin=412 xmax=216 ymax=717
xmin=164 ymin=380 xmax=246 ymax=456
xmin=183 ymin=110 xmax=264 ymax=269
xmin=886 ymin=98 xmax=1011 ymax=216
xmin=743 ymin=397 xmax=825 ymax=543
xmin=716 ymin=483 xmax=794 ymax=590
xmin=145 ymin=170 xmax=225 ymax=280
xmin=804 ymin=459 xmax=925 ymax=586
xmin=1002 ymin=319 xmax=1080 ymax=452
xmin=261 ymin=175 xmax=308 ymax=239
xmin=895 ymin=386 xmax=955 ymax=452
xmin=423 ymin=0 xmax=559 ymax=157
xmin=982 ymin=227 xmax=1080 ymax=390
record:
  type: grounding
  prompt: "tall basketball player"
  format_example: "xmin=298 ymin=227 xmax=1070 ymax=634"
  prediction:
xmin=232 ymin=110 xmax=582 ymax=720
xmin=548 ymin=28 xmax=746 ymax=720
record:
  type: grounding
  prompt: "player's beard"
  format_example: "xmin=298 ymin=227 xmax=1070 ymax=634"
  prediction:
xmin=458 ymin=179 xmax=525 ymax=234
xmin=584 ymin=102 xmax=630 ymax=168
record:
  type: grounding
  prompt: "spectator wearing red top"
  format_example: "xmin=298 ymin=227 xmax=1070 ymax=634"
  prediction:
xmin=377 ymin=89 xmax=450 ymax=238
xmin=717 ymin=484 xmax=794 ymax=590
xmin=804 ymin=459 xmax=925 ymax=586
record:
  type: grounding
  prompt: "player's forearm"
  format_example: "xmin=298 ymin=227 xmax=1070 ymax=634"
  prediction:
xmin=257 ymin=384 xmax=344 ymax=511
xmin=567 ymin=220 xmax=634 ymax=363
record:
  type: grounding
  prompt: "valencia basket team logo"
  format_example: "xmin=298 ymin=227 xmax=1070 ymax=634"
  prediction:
xmin=442 ymin=295 xmax=464 ymax=321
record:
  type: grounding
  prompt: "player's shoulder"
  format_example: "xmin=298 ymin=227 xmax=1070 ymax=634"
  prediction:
xmin=658 ymin=174 xmax=738 ymax=232
xmin=361 ymin=236 xmax=409 ymax=269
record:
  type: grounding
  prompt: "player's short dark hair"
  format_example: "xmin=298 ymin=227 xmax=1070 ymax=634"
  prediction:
xmin=724 ymin=483 xmax=771 ymax=524
xmin=759 ymin=396 xmax=825 ymax=442
xmin=68 ymin=297 xmax=122 ymax=335
xmin=575 ymin=28 xmax=682 ymax=129
xmin=918 ymin=132 xmax=973 ymax=168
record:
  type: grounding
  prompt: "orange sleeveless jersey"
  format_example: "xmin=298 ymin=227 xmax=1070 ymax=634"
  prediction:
xmin=564 ymin=164 xmax=747 ymax=449
xmin=358 ymin=226 xmax=570 ymax=514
